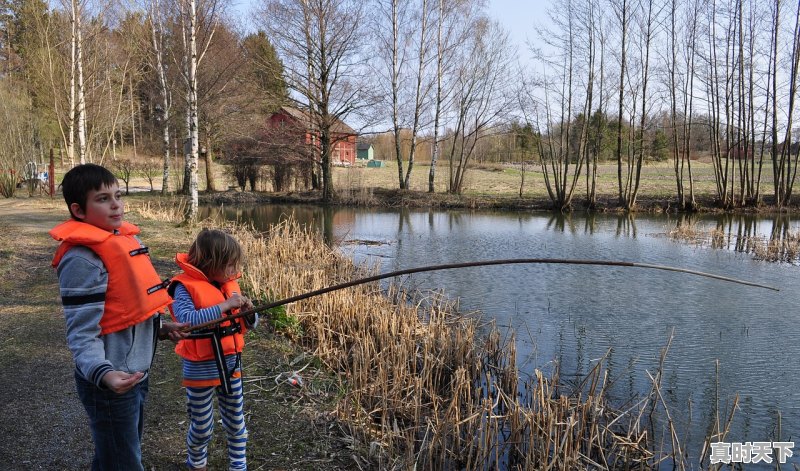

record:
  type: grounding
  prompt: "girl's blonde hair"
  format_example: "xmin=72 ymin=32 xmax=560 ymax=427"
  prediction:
xmin=187 ymin=229 xmax=243 ymax=277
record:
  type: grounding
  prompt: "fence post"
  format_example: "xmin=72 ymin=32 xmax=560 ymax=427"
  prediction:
xmin=49 ymin=148 xmax=55 ymax=197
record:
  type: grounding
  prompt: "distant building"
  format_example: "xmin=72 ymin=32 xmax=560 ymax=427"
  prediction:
xmin=268 ymin=106 xmax=357 ymax=165
xmin=356 ymin=142 xmax=374 ymax=160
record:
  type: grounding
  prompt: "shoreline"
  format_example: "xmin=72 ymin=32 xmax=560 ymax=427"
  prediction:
xmin=198 ymin=187 xmax=800 ymax=215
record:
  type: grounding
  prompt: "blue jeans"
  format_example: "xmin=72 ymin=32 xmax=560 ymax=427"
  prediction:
xmin=75 ymin=371 xmax=149 ymax=471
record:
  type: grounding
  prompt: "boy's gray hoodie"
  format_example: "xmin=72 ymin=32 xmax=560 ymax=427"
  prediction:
xmin=57 ymin=245 xmax=158 ymax=387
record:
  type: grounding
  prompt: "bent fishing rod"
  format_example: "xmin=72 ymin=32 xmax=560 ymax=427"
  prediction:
xmin=183 ymin=258 xmax=779 ymax=333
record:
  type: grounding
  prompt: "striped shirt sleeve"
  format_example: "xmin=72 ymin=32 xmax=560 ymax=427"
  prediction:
xmin=171 ymin=283 xmax=222 ymax=325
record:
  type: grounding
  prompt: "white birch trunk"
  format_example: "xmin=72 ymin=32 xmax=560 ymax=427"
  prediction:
xmin=68 ymin=0 xmax=77 ymax=166
xmin=129 ymin=73 xmax=137 ymax=160
xmin=390 ymin=0 xmax=404 ymax=189
xmin=150 ymin=0 xmax=171 ymax=194
xmin=75 ymin=0 xmax=87 ymax=164
xmin=187 ymin=0 xmax=199 ymax=219
xmin=428 ymin=0 xmax=443 ymax=193
xmin=403 ymin=0 xmax=429 ymax=190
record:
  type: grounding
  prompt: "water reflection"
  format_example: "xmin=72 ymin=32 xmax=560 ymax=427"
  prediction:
xmin=199 ymin=204 xmax=800 ymax=467
xmin=666 ymin=213 xmax=800 ymax=263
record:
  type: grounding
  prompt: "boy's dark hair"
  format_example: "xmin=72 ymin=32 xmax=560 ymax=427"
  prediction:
xmin=61 ymin=164 xmax=118 ymax=219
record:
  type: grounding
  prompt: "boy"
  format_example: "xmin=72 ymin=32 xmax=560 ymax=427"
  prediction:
xmin=50 ymin=163 xmax=185 ymax=470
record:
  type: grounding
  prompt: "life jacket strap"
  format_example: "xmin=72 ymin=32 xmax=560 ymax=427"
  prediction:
xmin=147 ymin=279 xmax=170 ymax=294
xmin=188 ymin=322 xmax=242 ymax=394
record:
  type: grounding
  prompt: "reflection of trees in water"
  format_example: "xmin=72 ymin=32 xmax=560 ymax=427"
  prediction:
xmin=615 ymin=213 xmax=638 ymax=239
xmin=547 ymin=213 xmax=591 ymax=236
xmin=668 ymin=213 xmax=800 ymax=263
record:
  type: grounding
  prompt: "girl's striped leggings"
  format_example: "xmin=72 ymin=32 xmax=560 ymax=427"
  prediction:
xmin=185 ymin=377 xmax=248 ymax=470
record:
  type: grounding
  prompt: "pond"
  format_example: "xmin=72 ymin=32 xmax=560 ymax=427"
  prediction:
xmin=201 ymin=204 xmax=800 ymax=468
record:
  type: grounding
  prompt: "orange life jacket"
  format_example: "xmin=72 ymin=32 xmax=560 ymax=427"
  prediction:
xmin=168 ymin=253 xmax=247 ymax=362
xmin=50 ymin=219 xmax=172 ymax=335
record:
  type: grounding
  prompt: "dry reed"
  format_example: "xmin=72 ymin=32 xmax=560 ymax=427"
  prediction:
xmin=230 ymin=219 xmax=670 ymax=470
xmin=127 ymin=196 xmax=187 ymax=222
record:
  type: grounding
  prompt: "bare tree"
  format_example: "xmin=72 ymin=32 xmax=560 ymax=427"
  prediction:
xmin=0 ymin=79 xmax=38 ymax=197
xmin=446 ymin=18 xmax=515 ymax=194
xmin=527 ymin=0 xmax=596 ymax=210
xmin=146 ymin=0 xmax=173 ymax=194
xmin=375 ymin=0 xmax=435 ymax=190
xmin=612 ymin=0 xmax=629 ymax=208
xmin=260 ymin=0 xmax=373 ymax=203
xmin=778 ymin=0 xmax=800 ymax=202
xmin=176 ymin=0 xmax=222 ymax=219
xmin=72 ymin=0 xmax=88 ymax=163
xmin=197 ymin=23 xmax=255 ymax=193
xmin=428 ymin=0 xmax=473 ymax=193
xmin=627 ymin=0 xmax=657 ymax=208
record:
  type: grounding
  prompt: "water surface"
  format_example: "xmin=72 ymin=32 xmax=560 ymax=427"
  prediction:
xmin=202 ymin=204 xmax=800 ymax=467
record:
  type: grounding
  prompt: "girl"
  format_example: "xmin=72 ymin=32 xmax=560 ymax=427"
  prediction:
xmin=169 ymin=229 xmax=258 ymax=471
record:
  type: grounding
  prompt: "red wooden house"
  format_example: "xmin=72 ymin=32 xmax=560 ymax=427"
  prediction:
xmin=268 ymin=106 xmax=358 ymax=165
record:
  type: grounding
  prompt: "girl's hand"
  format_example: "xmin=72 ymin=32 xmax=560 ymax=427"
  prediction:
xmin=242 ymin=296 xmax=254 ymax=311
xmin=221 ymin=292 xmax=249 ymax=314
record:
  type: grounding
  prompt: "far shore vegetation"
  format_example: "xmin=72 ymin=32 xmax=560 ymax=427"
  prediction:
xmin=11 ymin=155 xmax=800 ymax=215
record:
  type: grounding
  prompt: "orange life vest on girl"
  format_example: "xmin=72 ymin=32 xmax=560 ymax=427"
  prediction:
xmin=50 ymin=219 xmax=172 ymax=335
xmin=168 ymin=253 xmax=247 ymax=362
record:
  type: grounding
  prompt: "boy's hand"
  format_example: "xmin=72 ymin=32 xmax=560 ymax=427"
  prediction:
xmin=160 ymin=321 xmax=190 ymax=342
xmin=101 ymin=370 xmax=144 ymax=394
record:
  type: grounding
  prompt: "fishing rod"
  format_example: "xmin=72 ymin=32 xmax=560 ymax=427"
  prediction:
xmin=183 ymin=258 xmax=778 ymax=333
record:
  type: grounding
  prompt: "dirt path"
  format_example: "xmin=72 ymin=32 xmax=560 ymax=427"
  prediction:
xmin=0 ymin=197 xmax=354 ymax=470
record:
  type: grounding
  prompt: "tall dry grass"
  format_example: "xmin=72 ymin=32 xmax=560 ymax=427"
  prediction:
xmin=231 ymin=220 xmax=689 ymax=470
xmin=126 ymin=196 xmax=187 ymax=222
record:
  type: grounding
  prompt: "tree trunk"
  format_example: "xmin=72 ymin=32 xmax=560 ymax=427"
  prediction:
xmin=390 ymin=0 xmax=405 ymax=189
xmin=428 ymin=0 xmax=444 ymax=193
xmin=615 ymin=0 xmax=628 ymax=207
xmin=403 ymin=0 xmax=429 ymax=190
xmin=204 ymin=135 xmax=216 ymax=191
xmin=186 ymin=0 xmax=199 ymax=220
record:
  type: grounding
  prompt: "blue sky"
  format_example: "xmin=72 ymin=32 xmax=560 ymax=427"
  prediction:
xmin=234 ymin=0 xmax=547 ymax=57
xmin=488 ymin=0 xmax=547 ymax=55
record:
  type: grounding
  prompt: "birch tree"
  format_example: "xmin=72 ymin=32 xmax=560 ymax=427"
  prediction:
xmin=528 ymin=0 xmax=597 ymax=209
xmin=428 ymin=0 xmax=473 ymax=192
xmin=446 ymin=18 xmax=515 ymax=194
xmin=777 ymin=0 xmax=800 ymax=203
xmin=375 ymin=0 xmax=435 ymax=190
xmin=146 ymin=0 xmax=173 ymax=194
xmin=612 ymin=0 xmax=630 ymax=208
xmin=72 ymin=0 xmax=87 ymax=163
xmin=177 ymin=0 xmax=221 ymax=219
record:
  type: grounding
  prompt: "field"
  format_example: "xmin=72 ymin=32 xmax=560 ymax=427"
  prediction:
xmin=334 ymin=159 xmax=725 ymax=199
xmin=19 ymin=155 xmax=793 ymax=211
